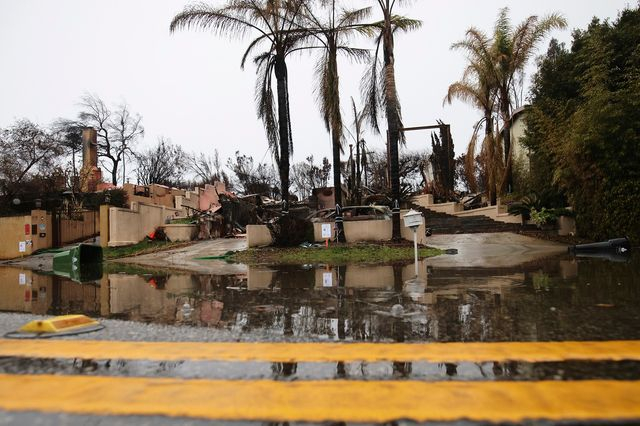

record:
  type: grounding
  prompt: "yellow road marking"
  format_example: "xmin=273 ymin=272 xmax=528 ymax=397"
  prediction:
xmin=1 ymin=339 xmax=640 ymax=363
xmin=0 ymin=375 xmax=638 ymax=422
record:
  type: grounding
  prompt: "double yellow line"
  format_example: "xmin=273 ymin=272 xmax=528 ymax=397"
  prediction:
xmin=1 ymin=339 xmax=639 ymax=423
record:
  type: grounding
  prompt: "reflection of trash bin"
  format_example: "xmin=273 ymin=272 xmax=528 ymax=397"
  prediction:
xmin=52 ymin=244 xmax=103 ymax=283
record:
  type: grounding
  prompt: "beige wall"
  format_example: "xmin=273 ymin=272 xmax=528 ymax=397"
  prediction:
xmin=108 ymin=202 xmax=182 ymax=246
xmin=412 ymin=195 xmax=463 ymax=214
xmin=311 ymin=211 xmax=426 ymax=245
xmin=410 ymin=195 xmax=525 ymax=225
xmin=510 ymin=112 xmax=530 ymax=171
xmin=161 ymin=224 xmax=198 ymax=242
xmin=247 ymin=212 xmax=426 ymax=248
xmin=247 ymin=224 xmax=273 ymax=247
xmin=0 ymin=210 xmax=52 ymax=260
xmin=123 ymin=183 xmax=179 ymax=209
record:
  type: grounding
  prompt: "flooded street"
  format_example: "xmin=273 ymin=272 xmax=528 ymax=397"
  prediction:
xmin=1 ymin=250 xmax=640 ymax=424
xmin=1 ymin=252 xmax=639 ymax=343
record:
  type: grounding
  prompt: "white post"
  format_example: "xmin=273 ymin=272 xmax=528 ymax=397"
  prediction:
xmin=413 ymin=228 xmax=418 ymax=276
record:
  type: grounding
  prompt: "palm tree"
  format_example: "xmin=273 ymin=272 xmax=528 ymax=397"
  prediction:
xmin=170 ymin=0 xmax=308 ymax=209
xmin=446 ymin=39 xmax=502 ymax=204
xmin=361 ymin=1 xmax=421 ymax=240
xmin=296 ymin=1 xmax=370 ymax=241
xmin=452 ymin=8 xmax=565 ymax=195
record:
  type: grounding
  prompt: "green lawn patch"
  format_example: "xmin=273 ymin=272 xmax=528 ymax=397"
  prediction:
xmin=103 ymin=240 xmax=190 ymax=260
xmin=229 ymin=244 xmax=443 ymax=265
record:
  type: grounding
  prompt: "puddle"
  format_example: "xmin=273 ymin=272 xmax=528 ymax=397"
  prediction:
xmin=0 ymin=253 xmax=639 ymax=342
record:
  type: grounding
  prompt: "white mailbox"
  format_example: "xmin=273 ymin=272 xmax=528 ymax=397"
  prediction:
xmin=403 ymin=209 xmax=423 ymax=229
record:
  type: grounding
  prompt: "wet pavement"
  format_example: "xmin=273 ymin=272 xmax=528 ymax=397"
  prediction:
xmin=0 ymin=235 xmax=639 ymax=424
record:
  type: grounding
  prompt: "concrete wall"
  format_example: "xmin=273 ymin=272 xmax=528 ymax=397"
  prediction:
xmin=411 ymin=195 xmax=463 ymax=215
xmin=410 ymin=195 xmax=524 ymax=225
xmin=161 ymin=224 xmax=198 ymax=242
xmin=510 ymin=110 xmax=530 ymax=171
xmin=123 ymin=183 xmax=178 ymax=209
xmin=247 ymin=211 xmax=426 ymax=248
xmin=0 ymin=210 xmax=52 ymax=260
xmin=124 ymin=182 xmax=225 ymax=215
xmin=108 ymin=202 xmax=182 ymax=247
xmin=247 ymin=224 xmax=273 ymax=247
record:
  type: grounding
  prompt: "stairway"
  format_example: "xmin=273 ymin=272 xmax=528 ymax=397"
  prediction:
xmin=409 ymin=203 xmax=535 ymax=235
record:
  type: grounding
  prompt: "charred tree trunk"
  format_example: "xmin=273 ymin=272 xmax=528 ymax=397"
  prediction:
xmin=382 ymin=19 xmax=401 ymax=240
xmin=499 ymin=92 xmax=513 ymax=195
xmin=275 ymin=56 xmax=291 ymax=210
xmin=485 ymin=114 xmax=497 ymax=205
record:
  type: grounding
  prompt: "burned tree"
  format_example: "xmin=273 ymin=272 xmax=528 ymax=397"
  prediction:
xmin=428 ymin=122 xmax=455 ymax=201
xmin=135 ymin=137 xmax=187 ymax=187
xmin=0 ymin=119 xmax=63 ymax=201
xmin=75 ymin=94 xmax=144 ymax=186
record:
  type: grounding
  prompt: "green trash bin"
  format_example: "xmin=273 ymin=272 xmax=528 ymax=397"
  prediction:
xmin=52 ymin=244 xmax=103 ymax=283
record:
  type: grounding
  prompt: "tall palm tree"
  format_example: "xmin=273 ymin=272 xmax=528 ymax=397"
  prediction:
xmin=361 ymin=1 xmax=421 ymax=240
xmin=170 ymin=0 xmax=308 ymax=208
xmin=452 ymin=8 xmax=565 ymax=195
xmin=297 ymin=1 xmax=370 ymax=241
xmin=445 ymin=44 xmax=501 ymax=204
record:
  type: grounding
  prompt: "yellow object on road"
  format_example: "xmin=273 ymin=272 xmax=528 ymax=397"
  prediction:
xmin=4 ymin=315 xmax=103 ymax=339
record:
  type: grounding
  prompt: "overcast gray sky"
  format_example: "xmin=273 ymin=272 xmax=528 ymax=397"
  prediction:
xmin=0 ymin=0 xmax=632 ymax=181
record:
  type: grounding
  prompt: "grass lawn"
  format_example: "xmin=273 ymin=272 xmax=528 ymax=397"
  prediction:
xmin=103 ymin=240 xmax=190 ymax=260
xmin=229 ymin=244 xmax=443 ymax=265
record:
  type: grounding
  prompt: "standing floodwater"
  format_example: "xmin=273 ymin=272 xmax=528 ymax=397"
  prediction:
xmin=1 ymin=253 xmax=638 ymax=343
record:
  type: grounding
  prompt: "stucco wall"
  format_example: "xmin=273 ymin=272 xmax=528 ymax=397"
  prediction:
xmin=0 ymin=210 xmax=52 ymax=260
xmin=108 ymin=202 xmax=182 ymax=247
xmin=510 ymin=112 xmax=530 ymax=170
xmin=311 ymin=211 xmax=426 ymax=245
xmin=161 ymin=224 xmax=198 ymax=242
xmin=411 ymin=195 xmax=524 ymax=225
xmin=247 ymin=225 xmax=273 ymax=247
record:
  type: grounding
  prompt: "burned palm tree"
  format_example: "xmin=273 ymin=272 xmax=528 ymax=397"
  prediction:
xmin=361 ymin=0 xmax=421 ymax=240
xmin=296 ymin=0 xmax=370 ymax=241
xmin=170 ymin=0 xmax=308 ymax=209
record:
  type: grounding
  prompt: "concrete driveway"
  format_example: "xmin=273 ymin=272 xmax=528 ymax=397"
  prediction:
xmin=112 ymin=237 xmax=248 ymax=274
xmin=426 ymin=232 xmax=567 ymax=268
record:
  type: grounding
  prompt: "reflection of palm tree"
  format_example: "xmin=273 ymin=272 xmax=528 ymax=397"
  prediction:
xmin=361 ymin=1 xmax=421 ymax=239
xmin=170 ymin=0 xmax=307 ymax=207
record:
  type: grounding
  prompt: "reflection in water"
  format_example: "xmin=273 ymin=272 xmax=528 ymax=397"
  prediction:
xmin=0 ymin=253 xmax=639 ymax=342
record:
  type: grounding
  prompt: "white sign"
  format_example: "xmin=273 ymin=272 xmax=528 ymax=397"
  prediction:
xmin=19 ymin=273 xmax=26 ymax=285
xmin=18 ymin=241 xmax=26 ymax=253
xmin=322 ymin=272 xmax=333 ymax=287
xmin=321 ymin=223 xmax=332 ymax=239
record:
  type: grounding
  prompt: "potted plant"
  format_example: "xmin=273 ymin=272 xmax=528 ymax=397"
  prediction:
xmin=530 ymin=207 xmax=558 ymax=230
